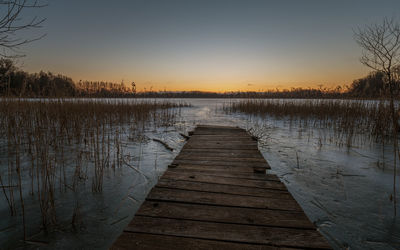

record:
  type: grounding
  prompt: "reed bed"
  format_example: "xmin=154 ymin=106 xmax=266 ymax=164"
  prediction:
xmin=0 ymin=98 xmax=186 ymax=239
xmin=224 ymin=99 xmax=394 ymax=147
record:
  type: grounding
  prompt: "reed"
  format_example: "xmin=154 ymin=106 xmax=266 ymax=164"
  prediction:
xmin=224 ymin=99 xmax=394 ymax=147
xmin=0 ymin=98 xmax=186 ymax=236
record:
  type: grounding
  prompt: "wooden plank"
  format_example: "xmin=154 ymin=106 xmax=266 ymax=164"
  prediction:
xmin=156 ymin=179 xmax=291 ymax=199
xmin=193 ymin=129 xmax=247 ymax=134
xmin=147 ymin=187 xmax=303 ymax=211
xmin=193 ymin=127 xmax=246 ymax=131
xmin=192 ymin=131 xmax=250 ymax=136
xmin=175 ymin=155 xmax=266 ymax=163
xmin=187 ymin=136 xmax=254 ymax=140
xmin=166 ymin=167 xmax=279 ymax=181
xmin=125 ymin=216 xmax=331 ymax=249
xmin=188 ymin=138 xmax=255 ymax=143
xmin=186 ymin=141 xmax=258 ymax=147
xmin=177 ymin=150 xmax=264 ymax=159
xmin=196 ymin=125 xmax=243 ymax=129
xmin=172 ymin=159 xmax=269 ymax=169
xmin=170 ymin=164 xmax=266 ymax=174
xmin=190 ymin=135 xmax=255 ymax=142
xmin=111 ymin=232 xmax=288 ymax=250
xmin=182 ymin=148 xmax=261 ymax=154
xmin=183 ymin=144 xmax=258 ymax=150
xmin=161 ymin=171 xmax=285 ymax=190
xmin=137 ymin=201 xmax=315 ymax=229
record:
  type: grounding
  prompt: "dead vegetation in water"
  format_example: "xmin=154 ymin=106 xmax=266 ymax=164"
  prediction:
xmin=0 ymin=98 xmax=186 ymax=238
xmin=224 ymin=99 xmax=394 ymax=147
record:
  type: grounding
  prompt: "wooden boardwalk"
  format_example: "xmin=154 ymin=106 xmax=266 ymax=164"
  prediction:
xmin=111 ymin=125 xmax=331 ymax=249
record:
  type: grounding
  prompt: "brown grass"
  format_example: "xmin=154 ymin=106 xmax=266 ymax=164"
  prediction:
xmin=224 ymin=99 xmax=394 ymax=147
xmin=0 ymin=98 xmax=186 ymax=235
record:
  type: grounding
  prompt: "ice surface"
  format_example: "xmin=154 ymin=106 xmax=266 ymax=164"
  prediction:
xmin=0 ymin=98 xmax=399 ymax=250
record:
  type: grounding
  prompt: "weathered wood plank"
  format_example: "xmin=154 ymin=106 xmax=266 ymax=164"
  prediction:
xmin=147 ymin=187 xmax=303 ymax=211
xmin=183 ymin=144 xmax=259 ymax=150
xmin=137 ymin=201 xmax=314 ymax=229
xmin=125 ymin=216 xmax=331 ymax=249
xmin=183 ymin=145 xmax=259 ymax=150
xmin=192 ymin=131 xmax=250 ymax=136
xmin=166 ymin=167 xmax=279 ymax=181
xmin=172 ymin=159 xmax=270 ymax=169
xmin=191 ymin=126 xmax=250 ymax=136
xmin=111 ymin=232 xmax=288 ymax=250
xmin=177 ymin=150 xmax=264 ymax=159
xmin=161 ymin=171 xmax=285 ymax=190
xmin=196 ymin=125 xmax=243 ymax=129
xmin=182 ymin=148 xmax=261 ymax=154
xmin=190 ymin=135 xmax=255 ymax=142
xmin=156 ymin=179 xmax=291 ymax=198
xmin=175 ymin=155 xmax=266 ymax=163
xmin=186 ymin=141 xmax=257 ymax=147
xmin=169 ymin=164 xmax=265 ymax=174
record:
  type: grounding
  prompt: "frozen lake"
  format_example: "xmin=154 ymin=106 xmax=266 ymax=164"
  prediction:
xmin=1 ymin=98 xmax=399 ymax=249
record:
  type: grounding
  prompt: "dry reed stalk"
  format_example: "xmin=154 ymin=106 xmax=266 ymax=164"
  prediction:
xmin=0 ymin=98 xmax=186 ymax=237
xmin=225 ymin=99 xmax=393 ymax=147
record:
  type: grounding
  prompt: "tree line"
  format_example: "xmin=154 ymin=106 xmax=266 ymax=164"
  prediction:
xmin=0 ymin=58 xmax=399 ymax=98
xmin=0 ymin=59 xmax=136 ymax=97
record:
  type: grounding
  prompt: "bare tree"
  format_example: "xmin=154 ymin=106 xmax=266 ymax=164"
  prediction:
xmin=354 ymin=17 xmax=400 ymax=216
xmin=0 ymin=0 xmax=46 ymax=58
xmin=131 ymin=81 xmax=136 ymax=94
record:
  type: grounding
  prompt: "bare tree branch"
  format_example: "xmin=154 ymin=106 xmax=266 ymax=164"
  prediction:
xmin=354 ymin=17 xmax=400 ymax=217
xmin=0 ymin=0 xmax=46 ymax=58
xmin=354 ymin=17 xmax=400 ymax=79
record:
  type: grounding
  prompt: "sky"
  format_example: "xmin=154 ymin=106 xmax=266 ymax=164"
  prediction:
xmin=18 ymin=0 xmax=400 ymax=92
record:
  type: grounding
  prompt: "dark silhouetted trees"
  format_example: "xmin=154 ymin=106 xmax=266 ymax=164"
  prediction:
xmin=1 ymin=57 xmax=400 ymax=98
xmin=348 ymin=69 xmax=400 ymax=98
xmin=0 ymin=58 xmax=137 ymax=97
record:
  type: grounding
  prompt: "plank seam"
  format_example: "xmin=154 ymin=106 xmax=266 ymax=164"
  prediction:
xmin=153 ymin=186 xmax=292 ymax=200
xmin=122 ymin=228 xmax=328 ymax=250
xmin=133 ymin=214 xmax=316 ymax=230
xmin=182 ymin=147 xmax=260 ymax=150
xmin=155 ymin=185 xmax=292 ymax=199
xmin=160 ymin=177 xmax=288 ymax=192
xmin=165 ymin=171 xmax=280 ymax=182
xmin=145 ymin=198 xmax=303 ymax=213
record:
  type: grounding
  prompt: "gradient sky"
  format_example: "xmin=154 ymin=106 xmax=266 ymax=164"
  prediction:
xmin=19 ymin=0 xmax=400 ymax=92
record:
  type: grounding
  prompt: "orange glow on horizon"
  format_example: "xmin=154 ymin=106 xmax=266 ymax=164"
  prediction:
xmin=63 ymin=69 xmax=369 ymax=93
xmin=25 ymin=48 xmax=370 ymax=93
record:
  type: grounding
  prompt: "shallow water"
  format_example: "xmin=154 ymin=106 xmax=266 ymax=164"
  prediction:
xmin=1 ymin=98 xmax=399 ymax=250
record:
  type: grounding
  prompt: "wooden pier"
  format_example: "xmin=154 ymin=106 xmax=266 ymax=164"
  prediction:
xmin=111 ymin=125 xmax=331 ymax=249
